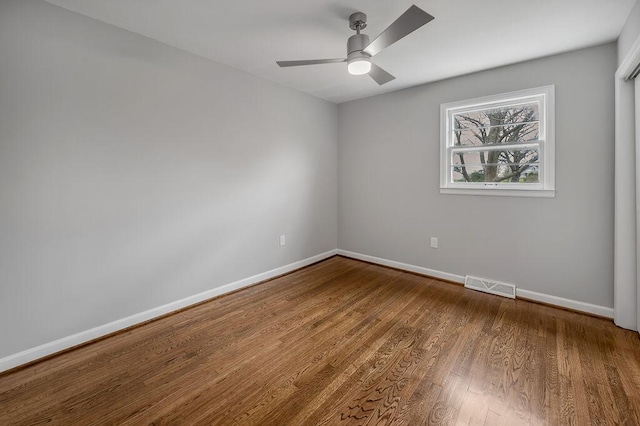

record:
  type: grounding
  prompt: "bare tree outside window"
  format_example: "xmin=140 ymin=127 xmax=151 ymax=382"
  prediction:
xmin=452 ymin=103 xmax=540 ymax=184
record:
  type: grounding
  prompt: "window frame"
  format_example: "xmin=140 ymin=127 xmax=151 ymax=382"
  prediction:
xmin=439 ymin=85 xmax=555 ymax=198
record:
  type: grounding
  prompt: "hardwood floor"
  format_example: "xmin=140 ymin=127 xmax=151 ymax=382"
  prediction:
xmin=1 ymin=256 xmax=640 ymax=425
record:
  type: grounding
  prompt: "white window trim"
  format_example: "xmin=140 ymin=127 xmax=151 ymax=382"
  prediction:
xmin=439 ymin=85 xmax=555 ymax=198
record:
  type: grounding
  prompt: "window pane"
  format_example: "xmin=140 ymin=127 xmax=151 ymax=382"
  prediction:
xmin=452 ymin=148 xmax=538 ymax=165
xmin=452 ymin=102 xmax=540 ymax=147
xmin=452 ymin=164 xmax=539 ymax=183
xmin=452 ymin=122 xmax=539 ymax=147
xmin=452 ymin=149 xmax=539 ymax=183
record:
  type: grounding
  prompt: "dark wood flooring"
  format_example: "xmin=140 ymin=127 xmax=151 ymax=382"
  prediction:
xmin=1 ymin=256 xmax=640 ymax=425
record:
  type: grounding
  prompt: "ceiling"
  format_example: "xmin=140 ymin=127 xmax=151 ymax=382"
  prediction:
xmin=44 ymin=0 xmax=636 ymax=104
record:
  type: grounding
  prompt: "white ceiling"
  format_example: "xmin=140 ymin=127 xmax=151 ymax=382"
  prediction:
xmin=44 ymin=0 xmax=636 ymax=104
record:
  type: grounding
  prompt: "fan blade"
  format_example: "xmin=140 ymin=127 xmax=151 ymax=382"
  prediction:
xmin=368 ymin=63 xmax=395 ymax=85
xmin=363 ymin=5 xmax=434 ymax=57
xmin=276 ymin=58 xmax=346 ymax=67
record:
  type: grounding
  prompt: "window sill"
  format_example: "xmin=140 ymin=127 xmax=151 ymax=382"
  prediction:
xmin=439 ymin=188 xmax=555 ymax=198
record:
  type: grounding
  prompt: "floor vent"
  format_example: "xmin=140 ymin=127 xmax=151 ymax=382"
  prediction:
xmin=464 ymin=275 xmax=516 ymax=299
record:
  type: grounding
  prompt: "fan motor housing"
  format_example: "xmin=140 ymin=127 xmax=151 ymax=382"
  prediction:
xmin=348 ymin=12 xmax=367 ymax=31
xmin=347 ymin=33 xmax=370 ymax=55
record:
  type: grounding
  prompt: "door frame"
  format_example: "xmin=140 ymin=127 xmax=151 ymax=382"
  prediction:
xmin=615 ymin=35 xmax=640 ymax=331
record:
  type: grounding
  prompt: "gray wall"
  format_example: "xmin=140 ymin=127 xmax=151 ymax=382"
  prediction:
xmin=619 ymin=0 xmax=640 ymax=64
xmin=338 ymin=43 xmax=616 ymax=308
xmin=0 ymin=0 xmax=337 ymax=358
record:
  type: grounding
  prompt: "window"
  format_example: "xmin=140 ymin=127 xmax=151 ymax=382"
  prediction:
xmin=440 ymin=85 xmax=555 ymax=197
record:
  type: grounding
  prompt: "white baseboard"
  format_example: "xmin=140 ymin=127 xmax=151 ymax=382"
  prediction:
xmin=337 ymin=249 xmax=614 ymax=319
xmin=336 ymin=250 xmax=465 ymax=283
xmin=515 ymin=289 xmax=614 ymax=318
xmin=0 ymin=249 xmax=338 ymax=374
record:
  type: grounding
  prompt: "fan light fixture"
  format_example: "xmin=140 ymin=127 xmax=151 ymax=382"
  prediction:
xmin=276 ymin=6 xmax=435 ymax=86
xmin=348 ymin=57 xmax=371 ymax=75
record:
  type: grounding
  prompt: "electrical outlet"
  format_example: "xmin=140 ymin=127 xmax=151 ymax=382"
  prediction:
xmin=279 ymin=235 xmax=286 ymax=246
xmin=430 ymin=237 xmax=438 ymax=249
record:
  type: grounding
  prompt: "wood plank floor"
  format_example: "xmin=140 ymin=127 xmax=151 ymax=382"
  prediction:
xmin=1 ymin=256 xmax=640 ymax=425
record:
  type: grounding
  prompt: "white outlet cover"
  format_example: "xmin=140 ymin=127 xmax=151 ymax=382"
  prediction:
xmin=279 ymin=235 xmax=286 ymax=246
xmin=430 ymin=237 xmax=438 ymax=249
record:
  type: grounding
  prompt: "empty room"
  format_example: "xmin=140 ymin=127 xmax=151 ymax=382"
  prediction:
xmin=2 ymin=0 xmax=640 ymax=424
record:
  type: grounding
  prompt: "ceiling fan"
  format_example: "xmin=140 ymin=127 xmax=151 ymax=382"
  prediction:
xmin=276 ymin=5 xmax=434 ymax=85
